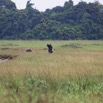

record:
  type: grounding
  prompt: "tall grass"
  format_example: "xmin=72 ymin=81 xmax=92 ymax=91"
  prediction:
xmin=0 ymin=40 xmax=103 ymax=103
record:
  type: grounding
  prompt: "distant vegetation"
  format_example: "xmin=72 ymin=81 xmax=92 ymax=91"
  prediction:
xmin=0 ymin=0 xmax=103 ymax=40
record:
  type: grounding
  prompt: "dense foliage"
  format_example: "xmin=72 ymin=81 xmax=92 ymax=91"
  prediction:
xmin=0 ymin=0 xmax=103 ymax=40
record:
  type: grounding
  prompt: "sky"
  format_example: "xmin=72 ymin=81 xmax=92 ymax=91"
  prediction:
xmin=11 ymin=0 xmax=103 ymax=11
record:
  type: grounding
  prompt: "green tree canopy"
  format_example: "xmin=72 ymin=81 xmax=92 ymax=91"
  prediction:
xmin=0 ymin=0 xmax=103 ymax=40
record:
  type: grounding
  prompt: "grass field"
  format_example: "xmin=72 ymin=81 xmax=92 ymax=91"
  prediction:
xmin=0 ymin=40 xmax=103 ymax=103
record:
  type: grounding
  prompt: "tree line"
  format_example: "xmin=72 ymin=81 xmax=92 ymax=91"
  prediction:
xmin=0 ymin=0 xmax=103 ymax=40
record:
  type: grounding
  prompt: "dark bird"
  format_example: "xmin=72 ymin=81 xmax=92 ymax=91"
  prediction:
xmin=47 ymin=44 xmax=53 ymax=53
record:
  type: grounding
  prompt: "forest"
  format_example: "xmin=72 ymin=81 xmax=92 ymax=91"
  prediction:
xmin=0 ymin=0 xmax=103 ymax=40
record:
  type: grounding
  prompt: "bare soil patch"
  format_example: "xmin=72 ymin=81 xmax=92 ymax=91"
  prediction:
xmin=0 ymin=47 xmax=47 ymax=63
xmin=60 ymin=43 xmax=82 ymax=48
xmin=0 ymin=54 xmax=17 ymax=63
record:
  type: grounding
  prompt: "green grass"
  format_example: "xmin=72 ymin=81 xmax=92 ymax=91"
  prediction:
xmin=0 ymin=40 xmax=103 ymax=103
xmin=0 ymin=40 xmax=103 ymax=50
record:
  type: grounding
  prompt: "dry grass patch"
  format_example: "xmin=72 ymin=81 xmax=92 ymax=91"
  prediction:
xmin=0 ymin=48 xmax=103 ymax=78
